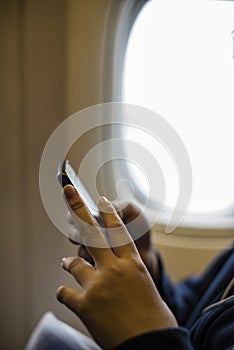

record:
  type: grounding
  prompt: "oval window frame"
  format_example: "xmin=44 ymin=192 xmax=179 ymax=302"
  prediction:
xmin=100 ymin=0 xmax=234 ymax=244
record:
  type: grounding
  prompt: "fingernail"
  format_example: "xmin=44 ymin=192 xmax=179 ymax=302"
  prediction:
xmin=61 ymin=257 xmax=67 ymax=268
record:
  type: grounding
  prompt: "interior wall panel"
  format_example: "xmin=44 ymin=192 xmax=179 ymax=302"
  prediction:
xmin=0 ymin=1 xmax=26 ymax=349
xmin=0 ymin=1 xmax=113 ymax=349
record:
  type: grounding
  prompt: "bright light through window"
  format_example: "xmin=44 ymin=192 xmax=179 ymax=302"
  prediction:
xmin=123 ymin=0 xmax=234 ymax=214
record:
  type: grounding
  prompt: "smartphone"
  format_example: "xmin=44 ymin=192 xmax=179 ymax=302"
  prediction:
xmin=57 ymin=159 xmax=104 ymax=227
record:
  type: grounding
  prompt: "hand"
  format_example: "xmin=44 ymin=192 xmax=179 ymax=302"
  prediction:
xmin=67 ymin=200 xmax=159 ymax=279
xmin=57 ymin=185 xmax=177 ymax=350
xmin=113 ymin=200 xmax=159 ymax=278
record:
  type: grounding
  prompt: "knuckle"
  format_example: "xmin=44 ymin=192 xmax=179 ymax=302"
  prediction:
xmin=108 ymin=261 xmax=121 ymax=273
xmin=70 ymin=199 xmax=84 ymax=212
xmin=68 ymin=257 xmax=80 ymax=274
xmin=133 ymin=257 xmax=147 ymax=273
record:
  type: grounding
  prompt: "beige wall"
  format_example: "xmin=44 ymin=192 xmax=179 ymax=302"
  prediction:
xmin=0 ymin=1 xmax=110 ymax=349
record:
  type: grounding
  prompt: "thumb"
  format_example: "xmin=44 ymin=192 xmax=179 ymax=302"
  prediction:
xmin=56 ymin=285 xmax=83 ymax=317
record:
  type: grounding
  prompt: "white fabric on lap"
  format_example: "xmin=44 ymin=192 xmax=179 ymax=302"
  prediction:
xmin=24 ymin=312 xmax=102 ymax=350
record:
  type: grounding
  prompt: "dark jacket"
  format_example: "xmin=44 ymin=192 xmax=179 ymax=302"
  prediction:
xmin=115 ymin=245 xmax=234 ymax=349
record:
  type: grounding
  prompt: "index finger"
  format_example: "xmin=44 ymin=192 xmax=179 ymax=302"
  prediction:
xmin=63 ymin=185 xmax=114 ymax=263
xmin=98 ymin=197 xmax=139 ymax=258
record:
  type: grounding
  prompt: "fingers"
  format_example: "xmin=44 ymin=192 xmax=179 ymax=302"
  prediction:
xmin=66 ymin=210 xmax=84 ymax=244
xmin=64 ymin=185 xmax=139 ymax=261
xmin=113 ymin=201 xmax=152 ymax=245
xmin=63 ymin=185 xmax=97 ymax=227
xmin=61 ymin=256 xmax=95 ymax=287
xmin=63 ymin=185 xmax=114 ymax=264
xmin=66 ymin=210 xmax=75 ymax=225
xmin=98 ymin=197 xmax=139 ymax=258
xmin=57 ymin=256 xmax=96 ymax=319
xmin=56 ymin=285 xmax=82 ymax=316
xmin=112 ymin=201 xmax=140 ymax=223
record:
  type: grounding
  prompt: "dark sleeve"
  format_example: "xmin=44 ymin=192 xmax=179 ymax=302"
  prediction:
xmin=114 ymin=327 xmax=194 ymax=350
xmin=191 ymin=297 xmax=234 ymax=350
xmin=153 ymin=247 xmax=234 ymax=326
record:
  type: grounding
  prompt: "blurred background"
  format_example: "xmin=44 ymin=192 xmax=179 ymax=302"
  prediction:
xmin=0 ymin=1 xmax=111 ymax=348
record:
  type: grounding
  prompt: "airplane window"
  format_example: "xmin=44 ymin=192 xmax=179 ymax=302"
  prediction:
xmin=122 ymin=0 xmax=234 ymax=214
